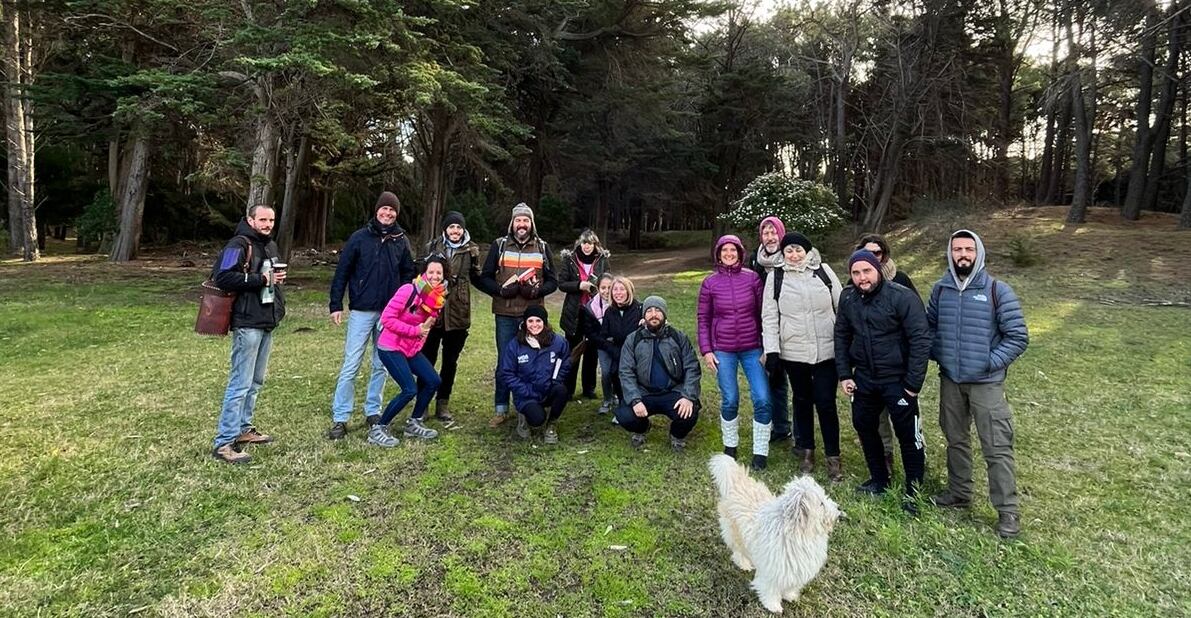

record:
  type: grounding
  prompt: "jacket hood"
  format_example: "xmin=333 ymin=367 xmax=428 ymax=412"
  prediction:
xmin=946 ymin=229 xmax=986 ymax=291
xmin=235 ymin=218 xmax=270 ymax=243
xmin=713 ymin=235 xmax=746 ymax=272
xmin=781 ymin=246 xmax=822 ymax=273
xmin=443 ymin=229 xmax=472 ymax=249
xmin=758 ymin=216 xmax=786 ymax=245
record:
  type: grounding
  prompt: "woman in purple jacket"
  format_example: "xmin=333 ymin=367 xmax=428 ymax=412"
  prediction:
xmin=697 ymin=235 xmax=773 ymax=469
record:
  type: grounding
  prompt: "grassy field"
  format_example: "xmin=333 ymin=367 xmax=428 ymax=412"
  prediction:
xmin=1 ymin=206 xmax=1189 ymax=617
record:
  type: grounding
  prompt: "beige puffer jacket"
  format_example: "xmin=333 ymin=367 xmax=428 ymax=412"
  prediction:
xmin=761 ymin=248 xmax=842 ymax=364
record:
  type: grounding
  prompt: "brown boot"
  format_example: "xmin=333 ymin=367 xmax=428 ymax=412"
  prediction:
xmin=434 ymin=399 xmax=454 ymax=425
xmin=795 ymin=448 xmax=815 ymax=475
xmin=212 ymin=444 xmax=251 ymax=464
xmin=488 ymin=413 xmax=509 ymax=428
xmin=234 ymin=427 xmax=273 ymax=445
xmin=826 ymin=456 xmax=843 ymax=483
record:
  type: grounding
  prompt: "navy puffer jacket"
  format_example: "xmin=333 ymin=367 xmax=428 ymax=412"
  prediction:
xmin=927 ymin=230 xmax=1029 ymax=384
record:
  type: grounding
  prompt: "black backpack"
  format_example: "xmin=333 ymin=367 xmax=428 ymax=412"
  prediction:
xmin=769 ymin=266 xmax=836 ymax=312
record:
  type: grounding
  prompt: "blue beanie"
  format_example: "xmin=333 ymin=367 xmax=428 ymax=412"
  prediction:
xmin=848 ymin=250 xmax=883 ymax=276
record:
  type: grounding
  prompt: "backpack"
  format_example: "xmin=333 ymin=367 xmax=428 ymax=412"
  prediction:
xmin=195 ymin=236 xmax=253 ymax=336
xmin=770 ymin=266 xmax=836 ymax=312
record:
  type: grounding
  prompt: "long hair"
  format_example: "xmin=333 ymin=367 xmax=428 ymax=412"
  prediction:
xmin=855 ymin=233 xmax=891 ymax=259
xmin=574 ymin=228 xmax=603 ymax=253
xmin=610 ymin=275 xmax=636 ymax=306
xmin=517 ymin=318 xmax=556 ymax=346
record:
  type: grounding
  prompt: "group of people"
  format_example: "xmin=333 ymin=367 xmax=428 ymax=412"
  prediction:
xmin=206 ymin=192 xmax=1030 ymax=539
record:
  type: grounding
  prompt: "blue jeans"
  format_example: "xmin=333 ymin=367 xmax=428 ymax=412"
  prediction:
xmin=597 ymin=349 xmax=615 ymax=403
xmin=330 ymin=310 xmax=387 ymax=422
xmin=493 ymin=315 xmax=520 ymax=413
xmin=377 ymin=349 xmax=441 ymax=425
xmin=214 ymin=328 xmax=273 ymax=448
xmin=714 ymin=348 xmax=772 ymax=424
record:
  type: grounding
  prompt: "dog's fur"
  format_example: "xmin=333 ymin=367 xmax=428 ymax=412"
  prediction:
xmin=708 ymin=454 xmax=842 ymax=614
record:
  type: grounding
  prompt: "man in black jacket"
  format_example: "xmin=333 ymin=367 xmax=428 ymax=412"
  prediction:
xmin=212 ymin=205 xmax=287 ymax=464
xmin=834 ymin=250 xmax=931 ymax=510
xmin=325 ymin=191 xmax=415 ymax=440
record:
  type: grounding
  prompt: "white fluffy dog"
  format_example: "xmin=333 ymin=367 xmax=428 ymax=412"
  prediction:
xmin=708 ymin=454 xmax=842 ymax=614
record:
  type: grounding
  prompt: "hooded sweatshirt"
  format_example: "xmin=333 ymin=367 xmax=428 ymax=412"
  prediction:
xmin=697 ymin=235 xmax=764 ymax=355
xmin=927 ymin=229 xmax=1029 ymax=383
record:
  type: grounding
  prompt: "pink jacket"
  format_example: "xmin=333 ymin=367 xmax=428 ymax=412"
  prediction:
xmin=378 ymin=283 xmax=440 ymax=357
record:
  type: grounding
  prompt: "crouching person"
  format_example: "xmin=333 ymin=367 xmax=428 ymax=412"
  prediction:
xmin=370 ymin=257 xmax=448 ymax=447
xmin=498 ymin=306 xmax=571 ymax=443
xmin=615 ymin=296 xmax=702 ymax=451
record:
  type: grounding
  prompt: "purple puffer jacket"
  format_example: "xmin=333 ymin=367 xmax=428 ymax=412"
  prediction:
xmin=697 ymin=235 xmax=763 ymax=355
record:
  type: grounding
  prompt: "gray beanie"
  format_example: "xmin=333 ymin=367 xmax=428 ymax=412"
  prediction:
xmin=642 ymin=295 xmax=668 ymax=317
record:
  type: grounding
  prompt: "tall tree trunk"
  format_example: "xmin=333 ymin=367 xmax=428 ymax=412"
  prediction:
xmin=276 ymin=131 xmax=310 ymax=260
xmin=595 ymin=174 xmax=609 ymax=241
xmin=109 ymin=135 xmax=150 ymax=262
xmin=247 ymin=99 xmax=279 ymax=214
xmin=1122 ymin=4 xmax=1160 ymax=219
xmin=1180 ymin=168 xmax=1191 ymax=227
xmin=1036 ymin=95 xmax=1058 ymax=203
xmin=420 ymin=104 xmax=457 ymax=239
xmin=3 ymin=0 xmax=35 ymax=260
xmin=1066 ymin=17 xmax=1096 ymax=224
xmin=1140 ymin=4 xmax=1183 ymax=215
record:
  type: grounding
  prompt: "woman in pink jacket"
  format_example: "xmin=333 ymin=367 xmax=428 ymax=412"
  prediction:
xmin=370 ymin=256 xmax=448 ymax=447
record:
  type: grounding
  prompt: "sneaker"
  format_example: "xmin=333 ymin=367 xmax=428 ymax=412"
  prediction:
xmin=433 ymin=400 xmax=454 ymax=425
xmin=996 ymin=512 xmax=1021 ymax=539
xmin=234 ymin=427 xmax=274 ymax=445
xmin=630 ymin=433 xmax=647 ymax=449
xmin=855 ymin=479 xmax=889 ymax=496
xmin=543 ymin=422 xmax=559 ymax=444
xmin=751 ymin=454 xmax=767 ymax=470
xmin=404 ymin=417 xmax=439 ymax=440
xmin=930 ymin=491 xmax=971 ymax=509
xmin=598 ymin=400 xmax=613 ymax=415
xmin=365 ymin=414 xmax=381 ymax=428
xmin=515 ymin=414 xmax=530 ymax=439
xmin=723 ymin=446 xmax=738 ymax=459
xmin=366 ymin=425 xmax=400 ymax=448
xmin=213 ymin=444 xmax=252 ymax=464
xmin=670 ymin=436 xmax=686 ymax=452
xmin=327 ymin=422 xmax=347 ymax=440
xmin=902 ymin=497 xmax=920 ymax=516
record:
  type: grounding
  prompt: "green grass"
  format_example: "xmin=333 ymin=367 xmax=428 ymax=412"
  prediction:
xmin=1 ymin=214 xmax=1189 ymax=617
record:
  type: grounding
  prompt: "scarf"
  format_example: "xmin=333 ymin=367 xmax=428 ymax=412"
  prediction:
xmin=526 ymin=334 xmax=541 ymax=349
xmin=881 ymin=257 xmax=899 ymax=282
xmin=755 ymin=244 xmax=784 ymax=271
xmin=576 ymin=248 xmax=598 ymax=264
xmin=782 ymin=247 xmax=823 ymax=274
xmin=412 ymin=275 xmax=447 ymax=316
xmin=442 ymin=230 xmax=471 ymax=259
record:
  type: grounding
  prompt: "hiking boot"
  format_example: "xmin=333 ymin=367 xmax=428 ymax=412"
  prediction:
xmin=751 ymin=454 xmax=767 ymax=471
xmin=365 ymin=414 xmax=381 ymax=428
xmin=795 ymin=448 xmax=815 ymax=475
xmin=543 ymin=422 xmax=559 ymax=444
xmin=996 ymin=512 xmax=1021 ymax=539
xmin=327 ymin=422 xmax=347 ymax=440
xmin=630 ymin=433 xmax=647 ymax=449
xmin=855 ymin=479 xmax=889 ymax=496
xmin=826 ymin=456 xmax=844 ymax=484
xmin=598 ymin=400 xmax=613 ymax=415
xmin=769 ymin=431 xmax=791 ymax=443
xmin=884 ymin=451 xmax=894 ymax=478
xmin=404 ymin=417 xmax=439 ymax=440
xmin=234 ymin=427 xmax=273 ymax=445
xmin=213 ymin=444 xmax=252 ymax=464
xmin=366 ymin=425 xmax=400 ymax=448
xmin=434 ymin=400 xmax=454 ymax=425
xmin=489 ymin=412 xmax=509 ymax=428
xmin=930 ymin=492 xmax=971 ymax=509
xmin=512 ymin=413 xmax=530 ymax=439
xmin=723 ymin=446 xmax=738 ymax=459
xmin=670 ymin=436 xmax=686 ymax=452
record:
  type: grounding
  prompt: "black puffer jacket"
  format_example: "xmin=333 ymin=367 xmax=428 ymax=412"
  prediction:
xmin=595 ymin=300 xmax=643 ymax=363
xmin=213 ymin=219 xmax=286 ymax=331
xmin=558 ymin=247 xmax=611 ymax=335
xmin=833 ymin=279 xmax=930 ymax=392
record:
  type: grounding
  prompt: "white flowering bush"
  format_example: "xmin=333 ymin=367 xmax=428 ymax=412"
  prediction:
xmin=719 ymin=173 xmax=846 ymax=238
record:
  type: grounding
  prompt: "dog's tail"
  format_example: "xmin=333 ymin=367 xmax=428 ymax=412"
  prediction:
xmin=708 ymin=453 xmax=750 ymax=499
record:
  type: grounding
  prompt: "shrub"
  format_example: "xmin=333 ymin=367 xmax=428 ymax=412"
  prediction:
xmin=536 ymin=194 xmax=575 ymax=244
xmin=719 ymin=173 xmax=845 ymax=238
xmin=1007 ymin=233 xmax=1040 ymax=267
xmin=76 ymin=189 xmax=118 ymax=249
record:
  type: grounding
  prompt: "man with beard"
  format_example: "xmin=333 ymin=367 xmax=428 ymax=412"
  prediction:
xmin=614 ymin=296 xmax=702 ymax=452
xmin=326 ymin=191 xmax=416 ymax=440
xmin=835 ymin=250 xmax=931 ymax=512
xmin=477 ymin=202 xmax=559 ymax=427
xmin=927 ymin=230 xmax=1029 ymax=539
xmin=211 ymin=205 xmax=287 ymax=464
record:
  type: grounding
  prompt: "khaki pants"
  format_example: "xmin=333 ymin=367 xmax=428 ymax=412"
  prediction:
xmin=939 ymin=377 xmax=1019 ymax=514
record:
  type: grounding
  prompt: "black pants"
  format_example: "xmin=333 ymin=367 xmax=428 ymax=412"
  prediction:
xmin=564 ymin=332 xmax=598 ymax=397
xmin=784 ymin=359 xmax=840 ymax=456
xmin=420 ymin=328 xmax=469 ymax=402
xmin=852 ymin=380 xmax=925 ymax=492
xmin=614 ymin=391 xmax=701 ymax=439
xmin=520 ymin=382 xmax=569 ymax=427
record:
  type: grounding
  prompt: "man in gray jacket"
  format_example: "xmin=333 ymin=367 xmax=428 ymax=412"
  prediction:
xmin=927 ymin=229 xmax=1029 ymax=539
xmin=614 ymin=296 xmax=702 ymax=451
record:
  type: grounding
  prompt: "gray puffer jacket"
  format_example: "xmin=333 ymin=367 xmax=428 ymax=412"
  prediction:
xmin=619 ymin=324 xmax=702 ymax=405
xmin=927 ymin=229 xmax=1029 ymax=384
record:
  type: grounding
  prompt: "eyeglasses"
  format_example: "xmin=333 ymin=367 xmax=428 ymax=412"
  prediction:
xmin=870 ymin=249 xmax=884 ymax=256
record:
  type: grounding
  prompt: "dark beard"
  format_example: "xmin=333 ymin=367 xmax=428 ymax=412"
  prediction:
xmin=953 ymin=262 xmax=974 ymax=277
xmin=646 ymin=320 xmax=665 ymax=333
